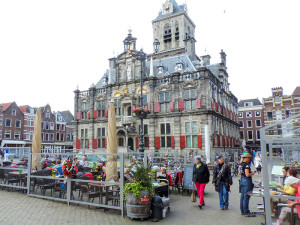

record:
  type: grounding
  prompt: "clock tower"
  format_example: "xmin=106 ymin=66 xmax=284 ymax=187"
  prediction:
xmin=152 ymin=0 xmax=196 ymax=60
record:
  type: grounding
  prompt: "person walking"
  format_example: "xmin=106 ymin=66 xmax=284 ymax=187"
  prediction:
xmin=192 ymin=156 xmax=210 ymax=209
xmin=212 ymin=156 xmax=233 ymax=210
xmin=254 ymin=153 xmax=262 ymax=176
xmin=240 ymin=153 xmax=256 ymax=217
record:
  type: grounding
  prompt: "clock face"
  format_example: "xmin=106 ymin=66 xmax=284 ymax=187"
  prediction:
xmin=163 ymin=3 xmax=172 ymax=14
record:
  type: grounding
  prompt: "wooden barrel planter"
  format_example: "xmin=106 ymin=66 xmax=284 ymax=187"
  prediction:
xmin=126 ymin=190 xmax=151 ymax=220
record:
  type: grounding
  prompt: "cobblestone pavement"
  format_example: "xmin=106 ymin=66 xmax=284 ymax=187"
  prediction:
xmin=0 ymin=175 xmax=269 ymax=225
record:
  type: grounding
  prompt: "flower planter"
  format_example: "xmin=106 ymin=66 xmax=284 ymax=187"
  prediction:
xmin=135 ymin=112 xmax=148 ymax=119
xmin=126 ymin=190 xmax=151 ymax=220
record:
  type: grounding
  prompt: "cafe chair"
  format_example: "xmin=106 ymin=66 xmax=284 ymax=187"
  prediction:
xmin=79 ymin=179 xmax=100 ymax=209
xmin=35 ymin=177 xmax=54 ymax=196
xmin=4 ymin=173 xmax=19 ymax=191
xmin=106 ymin=186 xmax=120 ymax=207
xmin=53 ymin=181 xmax=66 ymax=198
xmin=290 ymin=203 xmax=300 ymax=225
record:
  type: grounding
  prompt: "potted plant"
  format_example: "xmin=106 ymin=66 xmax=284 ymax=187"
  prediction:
xmin=132 ymin=107 xmax=150 ymax=119
xmin=123 ymin=165 xmax=154 ymax=220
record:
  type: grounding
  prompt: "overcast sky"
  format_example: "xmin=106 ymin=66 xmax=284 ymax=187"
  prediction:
xmin=0 ymin=0 xmax=299 ymax=114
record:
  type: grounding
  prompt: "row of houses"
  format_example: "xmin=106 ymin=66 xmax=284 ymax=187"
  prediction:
xmin=0 ymin=102 xmax=74 ymax=150
xmin=238 ymin=86 xmax=300 ymax=150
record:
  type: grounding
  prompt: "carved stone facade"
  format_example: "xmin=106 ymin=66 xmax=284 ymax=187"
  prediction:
xmin=73 ymin=0 xmax=240 ymax=160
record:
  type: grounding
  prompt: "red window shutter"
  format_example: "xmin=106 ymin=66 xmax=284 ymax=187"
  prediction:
xmin=146 ymin=137 xmax=149 ymax=148
xmin=105 ymin=138 xmax=107 ymax=149
xmin=180 ymin=136 xmax=185 ymax=149
xmin=196 ymin=98 xmax=201 ymax=109
xmin=76 ymin=112 xmax=81 ymax=120
xmin=76 ymin=139 xmax=80 ymax=149
xmin=87 ymin=139 xmax=89 ymax=149
xmin=171 ymin=136 xmax=175 ymax=149
xmin=211 ymin=99 xmax=214 ymax=109
xmin=92 ymin=139 xmax=97 ymax=149
xmin=104 ymin=109 xmax=108 ymax=118
xmin=216 ymin=103 xmax=219 ymax=112
xmin=136 ymin=136 xmax=139 ymax=149
xmin=227 ymin=136 xmax=229 ymax=147
xmin=154 ymin=103 xmax=160 ymax=113
xmin=147 ymin=104 xmax=151 ymax=111
xmin=222 ymin=135 xmax=225 ymax=147
xmin=225 ymin=108 xmax=228 ymax=117
xmin=170 ymin=102 xmax=174 ymax=112
xmin=155 ymin=136 xmax=160 ymax=149
xmin=217 ymin=135 xmax=220 ymax=147
xmin=93 ymin=110 xmax=97 ymax=119
xmin=87 ymin=111 xmax=90 ymax=119
xmin=178 ymin=100 xmax=185 ymax=111
xmin=231 ymin=137 xmax=233 ymax=147
xmin=213 ymin=134 xmax=215 ymax=146
xmin=197 ymin=135 xmax=202 ymax=148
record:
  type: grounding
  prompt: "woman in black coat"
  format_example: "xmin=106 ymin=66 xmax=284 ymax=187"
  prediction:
xmin=192 ymin=156 xmax=210 ymax=209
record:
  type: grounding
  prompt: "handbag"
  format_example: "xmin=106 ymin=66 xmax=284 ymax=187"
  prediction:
xmin=191 ymin=182 xmax=197 ymax=202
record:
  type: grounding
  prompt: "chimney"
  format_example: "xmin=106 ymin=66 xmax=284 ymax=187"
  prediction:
xmin=220 ymin=49 xmax=226 ymax=66
xmin=200 ymin=55 xmax=211 ymax=66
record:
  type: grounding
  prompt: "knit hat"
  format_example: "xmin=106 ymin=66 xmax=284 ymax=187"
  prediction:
xmin=285 ymin=176 xmax=300 ymax=186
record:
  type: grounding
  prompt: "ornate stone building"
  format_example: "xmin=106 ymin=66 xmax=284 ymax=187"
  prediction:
xmin=73 ymin=0 xmax=240 ymax=160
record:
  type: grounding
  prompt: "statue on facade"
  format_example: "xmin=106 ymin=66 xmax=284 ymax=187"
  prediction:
xmin=127 ymin=66 xmax=132 ymax=81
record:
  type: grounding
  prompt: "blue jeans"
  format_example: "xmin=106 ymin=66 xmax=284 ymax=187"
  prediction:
xmin=240 ymin=177 xmax=253 ymax=214
xmin=219 ymin=182 xmax=229 ymax=209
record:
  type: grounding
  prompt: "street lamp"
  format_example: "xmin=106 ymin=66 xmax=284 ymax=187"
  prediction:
xmin=153 ymin=39 xmax=160 ymax=53
xmin=136 ymin=49 xmax=147 ymax=153
xmin=135 ymin=40 xmax=161 ymax=152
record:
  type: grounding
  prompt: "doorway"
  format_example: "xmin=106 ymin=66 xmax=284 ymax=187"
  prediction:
xmin=127 ymin=106 xmax=132 ymax=116
xmin=128 ymin=138 xmax=134 ymax=151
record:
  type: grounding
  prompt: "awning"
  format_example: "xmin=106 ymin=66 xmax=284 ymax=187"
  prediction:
xmin=1 ymin=140 xmax=27 ymax=147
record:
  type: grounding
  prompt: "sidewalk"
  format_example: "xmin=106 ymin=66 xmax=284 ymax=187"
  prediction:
xmin=0 ymin=176 xmax=265 ymax=225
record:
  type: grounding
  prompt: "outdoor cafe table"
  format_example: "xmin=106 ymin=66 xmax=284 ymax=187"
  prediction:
xmin=89 ymin=183 xmax=118 ymax=208
xmin=9 ymin=171 xmax=27 ymax=187
xmin=248 ymin=191 xmax=266 ymax=225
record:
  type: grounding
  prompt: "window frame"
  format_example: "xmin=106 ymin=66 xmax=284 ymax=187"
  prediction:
xmin=160 ymin=123 xmax=172 ymax=148
xmin=246 ymin=111 xmax=252 ymax=118
xmin=247 ymin=120 xmax=252 ymax=128
xmin=255 ymin=111 xmax=261 ymax=117
xmin=255 ymin=119 xmax=261 ymax=127
xmin=5 ymin=119 xmax=12 ymax=127
xmin=97 ymin=127 xmax=106 ymax=148
xmin=247 ymin=130 xmax=253 ymax=140
xmin=184 ymin=88 xmax=197 ymax=110
xmin=15 ymin=120 xmax=21 ymax=128
xmin=4 ymin=130 xmax=11 ymax=139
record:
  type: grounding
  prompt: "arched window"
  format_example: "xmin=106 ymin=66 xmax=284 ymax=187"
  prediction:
xmin=175 ymin=22 xmax=179 ymax=41
xmin=163 ymin=23 xmax=172 ymax=43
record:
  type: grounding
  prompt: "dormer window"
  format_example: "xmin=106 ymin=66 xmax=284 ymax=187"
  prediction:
xmin=176 ymin=63 xmax=183 ymax=71
xmin=157 ymin=61 xmax=164 ymax=74
xmin=158 ymin=66 xmax=164 ymax=74
xmin=244 ymin=102 xmax=253 ymax=107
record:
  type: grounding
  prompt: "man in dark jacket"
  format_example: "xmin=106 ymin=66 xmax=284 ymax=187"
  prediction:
xmin=212 ymin=156 xmax=233 ymax=210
